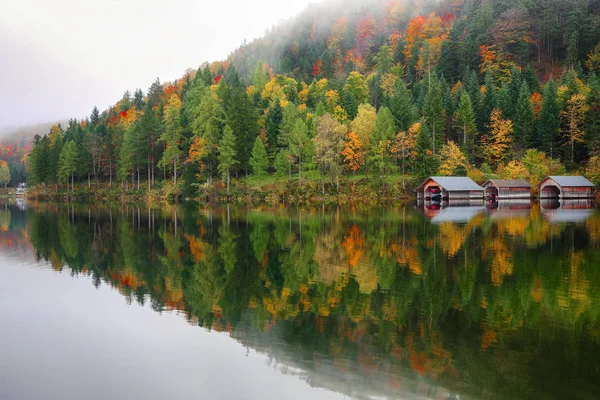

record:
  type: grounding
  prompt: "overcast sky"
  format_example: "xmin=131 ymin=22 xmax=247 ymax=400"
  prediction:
xmin=0 ymin=0 xmax=322 ymax=131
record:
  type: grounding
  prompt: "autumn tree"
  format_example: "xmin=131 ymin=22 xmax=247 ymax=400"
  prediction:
xmin=585 ymin=156 xmax=600 ymax=185
xmin=391 ymin=122 xmax=419 ymax=190
xmin=585 ymin=43 xmax=600 ymax=72
xmin=342 ymin=131 xmax=364 ymax=179
xmin=185 ymin=136 xmax=208 ymax=180
xmin=343 ymin=72 xmax=370 ymax=105
xmin=560 ymin=93 xmax=589 ymax=163
xmin=289 ymin=119 xmax=310 ymax=187
xmin=313 ymin=114 xmax=346 ymax=193
xmin=350 ymin=104 xmax=377 ymax=171
xmin=498 ymin=160 xmax=529 ymax=180
xmin=480 ymin=109 xmax=513 ymax=167
xmin=438 ymin=141 xmax=468 ymax=176
xmin=0 ymin=161 xmax=10 ymax=188
xmin=249 ymin=136 xmax=269 ymax=177
xmin=218 ymin=126 xmax=238 ymax=196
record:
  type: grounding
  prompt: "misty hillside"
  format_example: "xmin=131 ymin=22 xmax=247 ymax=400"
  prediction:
xmin=0 ymin=121 xmax=67 ymax=146
xmin=227 ymin=0 xmax=600 ymax=82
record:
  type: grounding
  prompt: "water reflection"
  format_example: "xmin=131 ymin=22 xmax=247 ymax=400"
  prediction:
xmin=1 ymin=200 xmax=600 ymax=399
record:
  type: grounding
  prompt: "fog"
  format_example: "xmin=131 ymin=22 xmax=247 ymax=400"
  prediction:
xmin=0 ymin=0 xmax=323 ymax=132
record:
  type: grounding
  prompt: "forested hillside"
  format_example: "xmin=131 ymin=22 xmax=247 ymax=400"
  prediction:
xmin=23 ymin=0 xmax=600 ymax=197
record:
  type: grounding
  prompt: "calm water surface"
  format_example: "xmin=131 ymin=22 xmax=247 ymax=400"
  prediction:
xmin=0 ymin=200 xmax=599 ymax=400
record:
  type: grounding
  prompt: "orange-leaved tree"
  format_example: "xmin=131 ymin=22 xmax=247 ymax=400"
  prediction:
xmin=341 ymin=131 xmax=363 ymax=190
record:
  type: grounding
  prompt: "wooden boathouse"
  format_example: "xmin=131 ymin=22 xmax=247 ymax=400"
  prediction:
xmin=539 ymin=176 xmax=596 ymax=199
xmin=483 ymin=179 xmax=531 ymax=199
xmin=415 ymin=176 xmax=484 ymax=201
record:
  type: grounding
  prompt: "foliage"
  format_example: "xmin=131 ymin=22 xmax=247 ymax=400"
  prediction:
xmin=481 ymin=109 xmax=512 ymax=167
xmin=438 ymin=141 xmax=468 ymax=176
xmin=249 ymin=136 xmax=269 ymax=177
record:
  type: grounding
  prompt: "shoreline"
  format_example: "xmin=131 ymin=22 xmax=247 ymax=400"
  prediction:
xmin=4 ymin=180 xmax=599 ymax=205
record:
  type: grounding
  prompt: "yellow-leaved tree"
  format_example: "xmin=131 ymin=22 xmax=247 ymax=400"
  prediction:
xmin=186 ymin=136 xmax=208 ymax=180
xmin=560 ymin=93 xmax=589 ymax=163
xmin=438 ymin=141 xmax=468 ymax=176
xmin=480 ymin=109 xmax=512 ymax=167
xmin=498 ymin=160 xmax=529 ymax=180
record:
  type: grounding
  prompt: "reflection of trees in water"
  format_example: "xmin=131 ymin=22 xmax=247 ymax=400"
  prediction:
xmin=7 ymin=202 xmax=600 ymax=399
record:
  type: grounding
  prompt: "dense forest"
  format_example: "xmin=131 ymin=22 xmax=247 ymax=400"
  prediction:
xmin=20 ymin=0 xmax=600 ymax=196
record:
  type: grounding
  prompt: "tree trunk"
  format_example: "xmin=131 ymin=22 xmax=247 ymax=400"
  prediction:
xmin=109 ymin=158 xmax=112 ymax=188
xmin=321 ymin=171 xmax=325 ymax=195
xmin=174 ymin=158 xmax=177 ymax=186
xmin=137 ymin=168 xmax=140 ymax=190
xmin=226 ymin=170 xmax=230 ymax=196
xmin=148 ymin=158 xmax=151 ymax=191
xmin=298 ymin=154 xmax=302 ymax=189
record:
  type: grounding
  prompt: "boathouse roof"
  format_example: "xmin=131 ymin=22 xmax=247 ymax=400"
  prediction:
xmin=414 ymin=176 xmax=484 ymax=192
xmin=540 ymin=176 xmax=595 ymax=187
xmin=483 ymin=179 xmax=531 ymax=188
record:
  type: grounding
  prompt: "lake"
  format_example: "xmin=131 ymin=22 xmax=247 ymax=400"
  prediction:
xmin=1 ymin=199 xmax=599 ymax=400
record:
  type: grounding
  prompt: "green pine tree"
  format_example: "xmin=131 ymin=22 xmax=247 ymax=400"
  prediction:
xmin=514 ymin=81 xmax=535 ymax=151
xmin=218 ymin=125 xmax=238 ymax=196
xmin=58 ymin=141 xmax=78 ymax=192
xmin=454 ymin=91 xmax=477 ymax=158
xmin=159 ymin=94 xmax=183 ymax=185
xmin=389 ymin=81 xmax=418 ymax=132
xmin=423 ymin=76 xmax=446 ymax=155
xmin=249 ymin=136 xmax=269 ymax=176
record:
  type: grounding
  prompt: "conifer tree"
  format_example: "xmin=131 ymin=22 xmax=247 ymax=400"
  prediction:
xmin=423 ymin=76 xmax=445 ymax=154
xmin=538 ymin=78 xmax=560 ymax=157
xmin=249 ymin=136 xmax=269 ymax=177
xmin=159 ymin=94 xmax=183 ymax=185
xmin=514 ymin=81 xmax=535 ymax=151
xmin=454 ymin=91 xmax=477 ymax=157
xmin=266 ymin=99 xmax=283 ymax=156
xmin=289 ymin=119 xmax=310 ymax=187
xmin=389 ymin=81 xmax=418 ymax=132
xmin=58 ymin=141 xmax=78 ymax=192
xmin=481 ymin=71 xmax=497 ymax=130
xmin=218 ymin=126 xmax=238 ymax=196
xmin=413 ymin=123 xmax=439 ymax=181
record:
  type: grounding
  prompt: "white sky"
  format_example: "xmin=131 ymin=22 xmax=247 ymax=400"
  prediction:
xmin=0 ymin=0 xmax=322 ymax=130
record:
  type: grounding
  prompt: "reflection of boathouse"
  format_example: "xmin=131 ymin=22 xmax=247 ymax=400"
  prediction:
xmin=417 ymin=201 xmax=485 ymax=223
xmin=485 ymin=200 xmax=531 ymax=219
xmin=414 ymin=176 xmax=484 ymax=200
xmin=539 ymin=176 xmax=596 ymax=199
xmin=541 ymin=199 xmax=595 ymax=223
xmin=483 ymin=179 xmax=531 ymax=199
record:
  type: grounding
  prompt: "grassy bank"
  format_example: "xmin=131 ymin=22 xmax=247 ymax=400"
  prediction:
xmin=23 ymin=173 xmax=416 ymax=204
